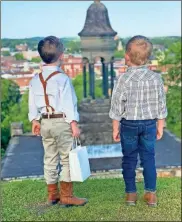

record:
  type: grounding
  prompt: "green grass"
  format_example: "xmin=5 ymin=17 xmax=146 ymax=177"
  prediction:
xmin=1 ymin=148 xmax=5 ymax=158
xmin=166 ymin=86 xmax=181 ymax=139
xmin=167 ymin=123 xmax=181 ymax=138
xmin=2 ymin=178 xmax=181 ymax=221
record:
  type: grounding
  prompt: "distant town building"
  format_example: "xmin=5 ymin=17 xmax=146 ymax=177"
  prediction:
xmin=22 ymin=50 xmax=39 ymax=60
xmin=1 ymin=71 xmax=34 ymax=94
xmin=15 ymin=43 xmax=28 ymax=52
xmin=158 ymin=64 xmax=174 ymax=73
xmin=1 ymin=51 xmax=160 ymax=94
xmin=62 ymin=54 xmax=83 ymax=78
xmin=153 ymin=44 xmax=165 ymax=51
xmin=151 ymin=59 xmax=158 ymax=66
xmin=1 ymin=56 xmax=41 ymax=94
xmin=1 ymin=56 xmax=16 ymax=71
xmin=1 ymin=47 xmax=10 ymax=52
xmin=117 ymin=39 xmax=123 ymax=51
xmin=114 ymin=35 xmax=119 ymax=41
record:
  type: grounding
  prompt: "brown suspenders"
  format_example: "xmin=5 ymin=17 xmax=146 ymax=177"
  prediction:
xmin=39 ymin=71 xmax=60 ymax=114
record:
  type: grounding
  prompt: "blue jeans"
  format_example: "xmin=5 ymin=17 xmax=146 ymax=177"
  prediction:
xmin=120 ymin=119 xmax=157 ymax=193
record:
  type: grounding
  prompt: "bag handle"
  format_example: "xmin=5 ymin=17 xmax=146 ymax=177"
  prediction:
xmin=73 ymin=137 xmax=81 ymax=149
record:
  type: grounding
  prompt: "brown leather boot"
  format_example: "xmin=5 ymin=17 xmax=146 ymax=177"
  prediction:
xmin=47 ymin=183 xmax=60 ymax=205
xmin=144 ymin=192 xmax=157 ymax=207
xmin=59 ymin=181 xmax=88 ymax=207
xmin=125 ymin=193 xmax=137 ymax=206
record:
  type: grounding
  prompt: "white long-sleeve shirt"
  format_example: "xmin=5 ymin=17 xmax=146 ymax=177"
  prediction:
xmin=28 ymin=66 xmax=79 ymax=123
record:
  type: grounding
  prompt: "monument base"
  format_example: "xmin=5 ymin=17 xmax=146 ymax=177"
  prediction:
xmin=79 ymin=98 xmax=115 ymax=145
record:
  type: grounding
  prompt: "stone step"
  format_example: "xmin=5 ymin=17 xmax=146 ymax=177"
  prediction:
xmin=79 ymin=105 xmax=110 ymax=113
xmin=80 ymin=131 xmax=114 ymax=145
xmin=80 ymin=98 xmax=111 ymax=106
xmin=79 ymin=112 xmax=111 ymax=123
xmin=79 ymin=122 xmax=112 ymax=133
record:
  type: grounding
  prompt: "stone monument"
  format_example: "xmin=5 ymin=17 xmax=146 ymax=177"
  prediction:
xmin=78 ymin=0 xmax=118 ymax=145
xmin=78 ymin=0 xmax=117 ymax=63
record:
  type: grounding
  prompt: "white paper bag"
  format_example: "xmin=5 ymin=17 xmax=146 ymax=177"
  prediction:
xmin=69 ymin=140 xmax=91 ymax=182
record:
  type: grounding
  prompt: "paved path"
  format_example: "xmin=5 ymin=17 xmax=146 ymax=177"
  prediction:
xmin=1 ymin=130 xmax=181 ymax=179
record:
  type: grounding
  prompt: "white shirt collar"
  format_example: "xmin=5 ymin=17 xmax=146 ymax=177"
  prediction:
xmin=42 ymin=65 xmax=63 ymax=73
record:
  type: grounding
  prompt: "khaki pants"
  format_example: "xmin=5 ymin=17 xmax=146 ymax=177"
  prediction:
xmin=41 ymin=118 xmax=73 ymax=184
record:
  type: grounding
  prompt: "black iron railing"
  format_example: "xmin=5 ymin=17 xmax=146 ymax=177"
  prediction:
xmin=82 ymin=60 xmax=115 ymax=99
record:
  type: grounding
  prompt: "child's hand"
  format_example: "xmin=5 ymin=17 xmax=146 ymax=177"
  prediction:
xmin=113 ymin=130 xmax=120 ymax=142
xmin=71 ymin=121 xmax=80 ymax=138
xmin=32 ymin=120 xmax=41 ymax=136
xmin=157 ymin=119 xmax=165 ymax=140
xmin=157 ymin=126 xmax=163 ymax=140
xmin=112 ymin=120 xmax=120 ymax=142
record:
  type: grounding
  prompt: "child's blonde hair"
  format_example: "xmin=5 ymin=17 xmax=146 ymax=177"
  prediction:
xmin=126 ymin=35 xmax=153 ymax=65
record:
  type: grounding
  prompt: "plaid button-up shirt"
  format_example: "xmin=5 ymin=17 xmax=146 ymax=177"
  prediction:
xmin=109 ymin=66 xmax=167 ymax=121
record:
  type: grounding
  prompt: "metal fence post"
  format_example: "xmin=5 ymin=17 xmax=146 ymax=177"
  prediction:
xmin=90 ymin=63 xmax=95 ymax=99
xmin=110 ymin=60 xmax=115 ymax=95
xmin=83 ymin=62 xmax=87 ymax=98
xmin=88 ymin=63 xmax=92 ymax=97
xmin=105 ymin=62 xmax=109 ymax=98
xmin=101 ymin=58 xmax=106 ymax=96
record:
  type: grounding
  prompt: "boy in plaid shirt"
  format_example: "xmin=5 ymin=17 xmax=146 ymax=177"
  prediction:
xmin=109 ymin=35 xmax=167 ymax=207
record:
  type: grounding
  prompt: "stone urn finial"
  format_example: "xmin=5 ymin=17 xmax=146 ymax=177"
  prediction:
xmin=78 ymin=0 xmax=117 ymax=62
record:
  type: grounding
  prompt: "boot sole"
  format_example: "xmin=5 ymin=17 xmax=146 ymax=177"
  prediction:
xmin=144 ymin=198 xmax=157 ymax=207
xmin=59 ymin=202 xmax=87 ymax=208
xmin=126 ymin=201 xmax=136 ymax=206
xmin=47 ymin=199 xmax=60 ymax=206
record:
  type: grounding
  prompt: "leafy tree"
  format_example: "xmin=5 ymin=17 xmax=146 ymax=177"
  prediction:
xmin=153 ymin=50 xmax=165 ymax=63
xmin=1 ymin=79 xmax=21 ymax=151
xmin=157 ymin=42 xmax=181 ymax=66
xmin=31 ymin=57 xmax=42 ymax=63
xmin=2 ymin=38 xmax=41 ymax=51
xmin=65 ymin=41 xmax=81 ymax=53
xmin=15 ymin=53 xmax=24 ymax=60
xmin=1 ymin=89 xmax=31 ymax=156
xmin=166 ymin=66 xmax=181 ymax=86
xmin=1 ymin=79 xmax=21 ymax=122
xmin=166 ymin=86 xmax=181 ymax=138
xmin=114 ymin=50 xmax=125 ymax=59
xmin=2 ymin=51 xmax=11 ymax=56
xmin=72 ymin=73 xmax=103 ymax=103
xmin=2 ymin=36 xmax=181 ymax=52
xmin=161 ymin=41 xmax=182 ymax=138
xmin=167 ymin=42 xmax=181 ymax=65
xmin=8 ymin=92 xmax=31 ymax=132
xmin=161 ymin=42 xmax=181 ymax=86
xmin=150 ymin=36 xmax=181 ymax=48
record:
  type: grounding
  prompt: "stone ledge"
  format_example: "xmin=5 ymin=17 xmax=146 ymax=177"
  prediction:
xmin=79 ymin=122 xmax=112 ymax=132
xmin=164 ymin=129 xmax=181 ymax=143
xmin=91 ymin=167 xmax=181 ymax=179
xmin=79 ymin=112 xmax=111 ymax=123
xmin=2 ymin=167 xmax=181 ymax=181
xmin=80 ymin=132 xmax=113 ymax=145
xmin=79 ymin=106 xmax=110 ymax=113
xmin=80 ymin=98 xmax=111 ymax=105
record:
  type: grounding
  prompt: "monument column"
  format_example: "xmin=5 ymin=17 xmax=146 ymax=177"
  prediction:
xmin=78 ymin=0 xmax=118 ymax=99
xmin=78 ymin=0 xmax=118 ymax=145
